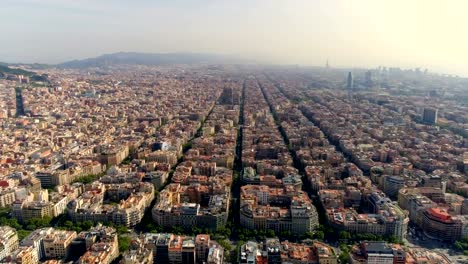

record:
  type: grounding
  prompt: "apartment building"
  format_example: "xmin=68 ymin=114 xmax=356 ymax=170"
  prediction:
xmin=0 ymin=226 xmax=19 ymax=261
xmin=43 ymin=230 xmax=77 ymax=259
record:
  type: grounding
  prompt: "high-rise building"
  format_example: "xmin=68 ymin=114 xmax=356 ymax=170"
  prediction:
xmin=347 ymin=72 xmax=354 ymax=90
xmin=265 ymin=239 xmax=281 ymax=264
xmin=155 ymin=233 xmax=172 ymax=263
xmin=383 ymin=176 xmax=405 ymax=199
xmin=182 ymin=237 xmax=196 ymax=264
xmin=195 ymin=235 xmax=210 ymax=264
xmin=422 ymin=107 xmax=438 ymax=125
xmin=365 ymin=70 xmax=373 ymax=88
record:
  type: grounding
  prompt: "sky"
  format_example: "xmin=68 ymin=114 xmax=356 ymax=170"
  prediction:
xmin=1 ymin=0 xmax=468 ymax=75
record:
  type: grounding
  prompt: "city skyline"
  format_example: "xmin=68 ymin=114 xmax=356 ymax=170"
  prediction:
xmin=2 ymin=0 xmax=468 ymax=76
xmin=0 ymin=1 xmax=467 ymax=263
xmin=0 ymin=53 xmax=467 ymax=263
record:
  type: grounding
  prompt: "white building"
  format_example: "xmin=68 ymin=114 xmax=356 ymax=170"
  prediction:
xmin=0 ymin=226 xmax=19 ymax=260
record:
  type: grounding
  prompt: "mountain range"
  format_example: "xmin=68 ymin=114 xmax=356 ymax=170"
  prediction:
xmin=56 ymin=52 xmax=247 ymax=69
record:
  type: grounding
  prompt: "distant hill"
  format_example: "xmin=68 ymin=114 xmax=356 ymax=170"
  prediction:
xmin=0 ymin=64 xmax=35 ymax=76
xmin=0 ymin=62 xmax=51 ymax=70
xmin=0 ymin=64 xmax=50 ymax=83
xmin=57 ymin=52 xmax=246 ymax=68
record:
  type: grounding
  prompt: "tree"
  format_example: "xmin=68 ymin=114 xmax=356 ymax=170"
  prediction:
xmin=72 ymin=174 xmax=97 ymax=184
xmin=231 ymin=241 xmax=243 ymax=263
xmin=314 ymin=231 xmax=325 ymax=240
xmin=191 ymin=226 xmax=202 ymax=235
xmin=171 ymin=226 xmax=184 ymax=235
xmin=17 ymin=230 xmax=32 ymax=240
xmin=339 ymin=231 xmax=351 ymax=240
xmin=339 ymin=243 xmax=349 ymax=252
xmin=339 ymin=252 xmax=350 ymax=263
xmin=279 ymin=230 xmax=291 ymax=240
xmin=386 ymin=235 xmax=402 ymax=244
xmin=217 ymin=227 xmax=231 ymax=238
xmin=26 ymin=224 xmax=36 ymax=230
xmin=266 ymin=229 xmax=276 ymax=238
xmin=63 ymin=220 xmax=74 ymax=229
xmin=116 ymin=225 xmax=128 ymax=234
xmin=150 ymin=225 xmax=162 ymax=233
xmin=0 ymin=218 xmax=21 ymax=229
xmin=26 ymin=217 xmax=51 ymax=229
xmin=118 ymin=236 xmax=131 ymax=253
xmin=81 ymin=221 xmax=93 ymax=231
xmin=356 ymin=233 xmax=378 ymax=241
xmin=304 ymin=232 xmax=314 ymax=239
xmin=218 ymin=239 xmax=232 ymax=251
xmin=339 ymin=243 xmax=351 ymax=264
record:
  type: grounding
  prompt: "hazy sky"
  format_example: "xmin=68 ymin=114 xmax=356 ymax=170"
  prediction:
xmin=1 ymin=0 xmax=468 ymax=75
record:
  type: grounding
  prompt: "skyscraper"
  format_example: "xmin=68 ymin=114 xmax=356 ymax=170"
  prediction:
xmin=365 ymin=70 xmax=373 ymax=88
xmin=422 ymin=107 xmax=438 ymax=125
xmin=346 ymin=72 xmax=354 ymax=90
